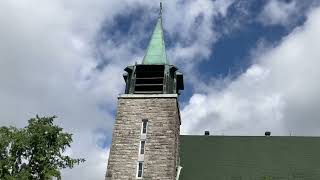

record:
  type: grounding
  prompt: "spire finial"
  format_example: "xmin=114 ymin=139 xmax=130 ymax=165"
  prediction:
xmin=160 ymin=1 xmax=163 ymax=17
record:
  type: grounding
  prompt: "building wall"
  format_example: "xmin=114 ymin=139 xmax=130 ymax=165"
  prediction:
xmin=106 ymin=94 xmax=181 ymax=180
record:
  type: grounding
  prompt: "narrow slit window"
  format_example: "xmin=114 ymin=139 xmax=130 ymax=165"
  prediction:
xmin=137 ymin=162 xmax=144 ymax=178
xmin=142 ymin=119 xmax=148 ymax=134
xmin=140 ymin=141 xmax=145 ymax=154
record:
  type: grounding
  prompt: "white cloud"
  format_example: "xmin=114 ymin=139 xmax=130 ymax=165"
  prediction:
xmin=181 ymin=7 xmax=320 ymax=136
xmin=258 ymin=0 xmax=298 ymax=26
xmin=165 ymin=0 xmax=234 ymax=66
xmin=0 ymin=0 xmax=236 ymax=179
xmin=0 ymin=1 xmax=116 ymax=179
xmin=258 ymin=0 xmax=320 ymax=27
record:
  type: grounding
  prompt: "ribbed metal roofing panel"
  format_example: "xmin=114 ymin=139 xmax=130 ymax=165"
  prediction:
xmin=180 ymin=135 xmax=320 ymax=180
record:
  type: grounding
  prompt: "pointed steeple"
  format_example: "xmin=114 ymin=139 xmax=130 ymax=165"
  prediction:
xmin=122 ymin=2 xmax=183 ymax=95
xmin=142 ymin=2 xmax=168 ymax=64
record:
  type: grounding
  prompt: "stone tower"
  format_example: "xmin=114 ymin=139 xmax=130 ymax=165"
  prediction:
xmin=105 ymin=3 xmax=184 ymax=180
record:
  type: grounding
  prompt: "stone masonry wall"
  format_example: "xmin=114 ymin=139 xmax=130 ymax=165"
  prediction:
xmin=106 ymin=95 xmax=181 ymax=180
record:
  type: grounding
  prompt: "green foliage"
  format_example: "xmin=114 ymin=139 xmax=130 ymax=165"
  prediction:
xmin=0 ymin=115 xmax=85 ymax=180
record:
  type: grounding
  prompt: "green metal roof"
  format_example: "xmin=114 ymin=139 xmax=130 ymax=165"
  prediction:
xmin=179 ymin=135 xmax=320 ymax=180
xmin=142 ymin=17 xmax=168 ymax=65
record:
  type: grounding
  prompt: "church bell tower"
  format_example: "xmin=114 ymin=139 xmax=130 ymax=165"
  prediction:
xmin=106 ymin=3 xmax=184 ymax=179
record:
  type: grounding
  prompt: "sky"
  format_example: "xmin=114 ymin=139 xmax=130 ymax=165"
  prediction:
xmin=1 ymin=0 xmax=320 ymax=179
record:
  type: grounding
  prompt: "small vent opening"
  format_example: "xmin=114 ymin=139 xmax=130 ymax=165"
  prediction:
xmin=265 ymin=131 xmax=271 ymax=136
xmin=204 ymin=131 xmax=210 ymax=136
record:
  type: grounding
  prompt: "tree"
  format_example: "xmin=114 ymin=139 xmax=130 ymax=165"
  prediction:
xmin=0 ymin=115 xmax=85 ymax=180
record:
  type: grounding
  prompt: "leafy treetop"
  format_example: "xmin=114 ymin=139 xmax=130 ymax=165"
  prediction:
xmin=0 ymin=115 xmax=85 ymax=180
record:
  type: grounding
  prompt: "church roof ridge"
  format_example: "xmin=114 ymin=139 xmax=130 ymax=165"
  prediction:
xmin=180 ymin=135 xmax=320 ymax=138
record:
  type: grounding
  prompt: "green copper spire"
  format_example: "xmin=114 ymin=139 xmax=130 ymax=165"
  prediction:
xmin=142 ymin=3 xmax=168 ymax=64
